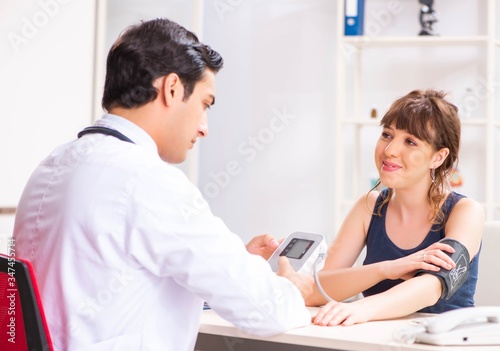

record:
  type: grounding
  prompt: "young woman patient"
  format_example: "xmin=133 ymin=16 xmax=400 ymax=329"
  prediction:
xmin=310 ymin=89 xmax=484 ymax=326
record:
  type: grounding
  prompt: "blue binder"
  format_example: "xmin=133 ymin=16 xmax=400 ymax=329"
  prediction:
xmin=344 ymin=0 xmax=365 ymax=36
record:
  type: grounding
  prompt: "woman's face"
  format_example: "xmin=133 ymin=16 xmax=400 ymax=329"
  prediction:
xmin=375 ymin=124 xmax=437 ymax=190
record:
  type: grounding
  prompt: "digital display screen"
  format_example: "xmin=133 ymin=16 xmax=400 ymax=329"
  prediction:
xmin=279 ymin=238 xmax=314 ymax=259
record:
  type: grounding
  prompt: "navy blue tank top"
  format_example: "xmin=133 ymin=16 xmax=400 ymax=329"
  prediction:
xmin=363 ymin=188 xmax=479 ymax=313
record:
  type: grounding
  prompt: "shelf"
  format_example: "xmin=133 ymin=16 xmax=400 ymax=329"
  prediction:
xmin=459 ymin=118 xmax=488 ymax=126
xmin=342 ymin=35 xmax=489 ymax=48
xmin=340 ymin=119 xmax=380 ymax=126
xmin=334 ymin=0 xmax=499 ymax=226
xmin=340 ymin=118 xmax=488 ymax=126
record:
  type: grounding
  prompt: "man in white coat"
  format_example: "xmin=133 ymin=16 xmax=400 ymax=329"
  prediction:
xmin=13 ymin=18 xmax=313 ymax=351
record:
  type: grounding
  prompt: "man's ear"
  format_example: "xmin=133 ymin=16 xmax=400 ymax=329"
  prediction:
xmin=159 ymin=73 xmax=182 ymax=107
xmin=432 ymin=147 xmax=450 ymax=169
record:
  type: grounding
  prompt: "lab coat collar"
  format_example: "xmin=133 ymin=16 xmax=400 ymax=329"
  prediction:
xmin=95 ymin=113 xmax=158 ymax=155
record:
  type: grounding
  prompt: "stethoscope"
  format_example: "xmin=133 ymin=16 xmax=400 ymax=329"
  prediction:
xmin=77 ymin=126 xmax=134 ymax=144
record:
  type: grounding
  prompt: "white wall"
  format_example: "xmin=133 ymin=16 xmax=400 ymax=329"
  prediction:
xmin=0 ymin=0 xmax=96 ymax=239
xmin=105 ymin=0 xmax=195 ymax=50
xmin=201 ymin=1 xmax=338 ymax=243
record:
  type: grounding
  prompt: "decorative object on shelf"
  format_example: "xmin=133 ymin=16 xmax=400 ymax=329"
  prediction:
xmin=418 ymin=0 xmax=438 ymax=36
xmin=370 ymin=107 xmax=378 ymax=119
xmin=449 ymin=168 xmax=464 ymax=188
xmin=345 ymin=0 xmax=365 ymax=36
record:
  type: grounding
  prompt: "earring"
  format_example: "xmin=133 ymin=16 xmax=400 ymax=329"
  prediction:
xmin=430 ymin=168 xmax=436 ymax=183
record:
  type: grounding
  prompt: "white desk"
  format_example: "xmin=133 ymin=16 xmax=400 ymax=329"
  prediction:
xmin=196 ymin=308 xmax=500 ymax=351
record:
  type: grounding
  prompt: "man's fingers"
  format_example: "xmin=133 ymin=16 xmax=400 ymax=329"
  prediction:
xmin=268 ymin=238 xmax=280 ymax=249
xmin=277 ymin=256 xmax=291 ymax=275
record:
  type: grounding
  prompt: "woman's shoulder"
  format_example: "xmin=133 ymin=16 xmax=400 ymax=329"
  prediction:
xmin=445 ymin=194 xmax=485 ymax=258
xmin=366 ymin=188 xmax=388 ymax=206
xmin=350 ymin=190 xmax=381 ymax=216
xmin=446 ymin=193 xmax=485 ymax=232
xmin=452 ymin=194 xmax=484 ymax=215
xmin=366 ymin=189 xmax=382 ymax=203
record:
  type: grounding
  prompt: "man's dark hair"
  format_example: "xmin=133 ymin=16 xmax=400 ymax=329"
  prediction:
xmin=102 ymin=18 xmax=224 ymax=110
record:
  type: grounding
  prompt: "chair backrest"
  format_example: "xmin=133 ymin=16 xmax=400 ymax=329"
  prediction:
xmin=475 ymin=221 xmax=500 ymax=306
xmin=0 ymin=254 xmax=53 ymax=351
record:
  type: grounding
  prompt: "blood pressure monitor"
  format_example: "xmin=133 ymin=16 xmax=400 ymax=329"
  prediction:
xmin=268 ymin=232 xmax=327 ymax=276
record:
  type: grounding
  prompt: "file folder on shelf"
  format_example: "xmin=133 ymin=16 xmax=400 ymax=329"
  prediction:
xmin=345 ymin=0 xmax=365 ymax=36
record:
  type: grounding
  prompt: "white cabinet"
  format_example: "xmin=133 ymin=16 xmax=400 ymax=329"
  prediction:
xmin=333 ymin=0 xmax=499 ymax=229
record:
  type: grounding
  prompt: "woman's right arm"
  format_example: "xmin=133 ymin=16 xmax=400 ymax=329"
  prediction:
xmin=306 ymin=192 xmax=456 ymax=306
xmin=306 ymin=192 xmax=379 ymax=305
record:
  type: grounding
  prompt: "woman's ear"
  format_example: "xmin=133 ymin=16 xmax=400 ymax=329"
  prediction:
xmin=432 ymin=147 xmax=450 ymax=169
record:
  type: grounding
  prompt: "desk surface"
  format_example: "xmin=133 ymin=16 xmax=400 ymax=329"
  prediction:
xmin=196 ymin=308 xmax=500 ymax=351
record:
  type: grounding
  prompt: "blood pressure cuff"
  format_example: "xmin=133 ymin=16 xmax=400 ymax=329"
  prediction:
xmin=415 ymin=238 xmax=470 ymax=300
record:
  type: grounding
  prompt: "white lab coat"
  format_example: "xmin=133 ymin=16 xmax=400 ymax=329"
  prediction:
xmin=13 ymin=114 xmax=310 ymax=351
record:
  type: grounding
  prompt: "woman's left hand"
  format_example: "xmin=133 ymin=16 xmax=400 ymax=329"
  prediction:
xmin=382 ymin=241 xmax=456 ymax=281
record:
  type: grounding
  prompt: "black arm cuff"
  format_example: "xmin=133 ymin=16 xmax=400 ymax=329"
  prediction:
xmin=415 ymin=238 xmax=470 ymax=300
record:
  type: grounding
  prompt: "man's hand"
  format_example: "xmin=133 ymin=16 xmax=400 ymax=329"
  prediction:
xmin=246 ymin=234 xmax=281 ymax=260
xmin=277 ymin=256 xmax=314 ymax=301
